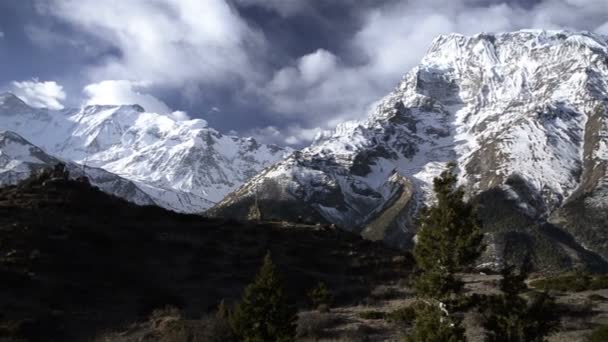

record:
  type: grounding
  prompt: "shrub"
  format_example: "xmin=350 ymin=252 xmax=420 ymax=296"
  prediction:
xmin=588 ymin=294 xmax=607 ymax=302
xmin=481 ymin=265 xmax=559 ymax=342
xmin=357 ymin=310 xmax=386 ymax=320
xmin=590 ymin=275 xmax=608 ymax=290
xmin=588 ymin=325 xmax=608 ymax=342
xmin=529 ymin=273 xmax=608 ymax=292
xmin=199 ymin=313 xmax=236 ymax=342
xmin=406 ymin=301 xmax=465 ymax=342
xmin=386 ymin=306 xmax=416 ymax=325
xmin=339 ymin=325 xmax=375 ymax=342
xmin=308 ymin=281 xmax=333 ymax=310
xmin=529 ymin=273 xmax=591 ymax=292
xmin=296 ymin=311 xmax=341 ymax=339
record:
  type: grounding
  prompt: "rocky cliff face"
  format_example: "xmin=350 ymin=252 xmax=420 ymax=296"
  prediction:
xmin=0 ymin=95 xmax=291 ymax=212
xmin=210 ymin=30 xmax=608 ymax=270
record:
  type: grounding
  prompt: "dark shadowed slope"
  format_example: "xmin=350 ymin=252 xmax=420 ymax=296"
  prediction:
xmin=0 ymin=172 xmax=409 ymax=341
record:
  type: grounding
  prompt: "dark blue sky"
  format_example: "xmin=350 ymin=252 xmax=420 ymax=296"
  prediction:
xmin=1 ymin=0 xmax=606 ymax=146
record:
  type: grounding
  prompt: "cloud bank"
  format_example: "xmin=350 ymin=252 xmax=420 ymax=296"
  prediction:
xmin=38 ymin=0 xmax=265 ymax=86
xmin=11 ymin=80 xmax=66 ymax=110
xmin=83 ymin=80 xmax=191 ymax=120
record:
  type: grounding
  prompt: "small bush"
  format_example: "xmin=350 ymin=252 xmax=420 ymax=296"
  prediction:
xmin=529 ymin=273 xmax=591 ymax=292
xmin=589 ymin=275 xmax=608 ymax=290
xmin=199 ymin=314 xmax=236 ymax=342
xmin=339 ymin=325 xmax=375 ymax=342
xmin=588 ymin=325 xmax=608 ymax=342
xmin=296 ymin=312 xmax=341 ymax=339
xmin=357 ymin=310 xmax=386 ymax=320
xmin=588 ymin=294 xmax=607 ymax=302
xmin=482 ymin=266 xmax=559 ymax=342
xmin=406 ymin=302 xmax=465 ymax=342
xmin=150 ymin=305 xmax=182 ymax=322
xmin=529 ymin=273 xmax=608 ymax=293
xmin=387 ymin=306 xmax=416 ymax=325
xmin=308 ymin=281 xmax=333 ymax=310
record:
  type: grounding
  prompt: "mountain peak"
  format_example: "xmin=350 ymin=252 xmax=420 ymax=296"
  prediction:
xmin=210 ymin=29 xmax=608 ymax=270
xmin=0 ymin=130 xmax=28 ymax=143
xmin=82 ymin=103 xmax=146 ymax=114
xmin=0 ymin=92 xmax=33 ymax=115
xmin=427 ymin=30 xmax=607 ymax=58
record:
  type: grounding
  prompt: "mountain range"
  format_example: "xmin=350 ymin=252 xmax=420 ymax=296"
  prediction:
xmin=1 ymin=29 xmax=607 ymax=271
xmin=0 ymin=93 xmax=290 ymax=212
xmin=210 ymin=30 xmax=608 ymax=271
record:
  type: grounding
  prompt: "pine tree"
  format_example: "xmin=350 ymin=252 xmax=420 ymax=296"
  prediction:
xmin=230 ymin=252 xmax=297 ymax=342
xmin=482 ymin=263 xmax=558 ymax=342
xmin=406 ymin=302 xmax=465 ymax=342
xmin=408 ymin=164 xmax=484 ymax=341
xmin=413 ymin=163 xmax=484 ymax=299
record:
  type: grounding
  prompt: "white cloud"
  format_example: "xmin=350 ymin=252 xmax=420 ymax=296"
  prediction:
xmin=11 ymin=80 xmax=66 ymax=110
xmin=298 ymin=49 xmax=338 ymax=84
xmin=0 ymin=31 xmax=4 ymax=38
xmin=84 ymin=80 xmax=167 ymax=112
xmin=83 ymin=80 xmax=193 ymax=120
xmin=283 ymin=125 xmax=322 ymax=145
xmin=248 ymin=124 xmax=321 ymax=146
xmin=168 ymin=110 xmax=191 ymax=122
xmin=38 ymin=0 xmax=265 ymax=86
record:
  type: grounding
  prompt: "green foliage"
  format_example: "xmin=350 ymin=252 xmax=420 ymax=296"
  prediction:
xmin=357 ymin=310 xmax=386 ymax=320
xmin=386 ymin=306 xmax=416 ymax=325
xmin=230 ymin=252 xmax=297 ymax=342
xmin=407 ymin=165 xmax=484 ymax=341
xmin=588 ymin=294 xmax=607 ymax=302
xmin=481 ymin=265 xmax=559 ymax=342
xmin=529 ymin=273 xmax=608 ymax=292
xmin=307 ymin=281 xmax=333 ymax=310
xmin=588 ymin=325 xmax=608 ymax=342
xmin=206 ymin=300 xmax=237 ymax=342
xmin=413 ymin=164 xmax=484 ymax=299
xmin=406 ymin=301 xmax=465 ymax=342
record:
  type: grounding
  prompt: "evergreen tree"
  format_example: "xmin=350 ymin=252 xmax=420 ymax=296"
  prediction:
xmin=406 ymin=301 xmax=465 ymax=342
xmin=413 ymin=163 xmax=484 ymax=299
xmin=481 ymin=263 xmax=558 ymax=342
xmin=408 ymin=164 xmax=484 ymax=341
xmin=230 ymin=252 xmax=297 ymax=342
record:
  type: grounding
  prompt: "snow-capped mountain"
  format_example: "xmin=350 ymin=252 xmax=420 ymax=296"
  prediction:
xmin=211 ymin=30 xmax=608 ymax=270
xmin=0 ymin=94 xmax=291 ymax=212
xmin=0 ymin=130 xmax=155 ymax=205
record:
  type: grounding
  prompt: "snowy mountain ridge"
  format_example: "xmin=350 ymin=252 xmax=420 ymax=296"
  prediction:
xmin=211 ymin=30 xmax=608 ymax=269
xmin=0 ymin=130 xmax=156 ymax=206
xmin=0 ymin=94 xmax=291 ymax=212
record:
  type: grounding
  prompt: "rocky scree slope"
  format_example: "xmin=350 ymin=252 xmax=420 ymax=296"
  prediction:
xmin=210 ymin=30 xmax=608 ymax=271
xmin=0 ymin=93 xmax=290 ymax=212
